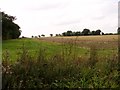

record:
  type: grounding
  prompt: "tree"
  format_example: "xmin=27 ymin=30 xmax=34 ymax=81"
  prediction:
xmin=56 ymin=34 xmax=58 ymax=36
xmin=59 ymin=34 xmax=61 ymax=36
xmin=82 ymin=29 xmax=90 ymax=35
xmin=38 ymin=35 xmax=41 ymax=38
xmin=91 ymin=31 xmax=96 ymax=35
xmin=62 ymin=32 xmax=67 ymax=36
xmin=32 ymin=36 xmax=34 ymax=38
xmin=41 ymin=34 xmax=45 ymax=37
xmin=95 ymin=29 xmax=101 ymax=35
xmin=75 ymin=31 xmax=81 ymax=36
xmin=66 ymin=30 xmax=72 ymax=36
xmin=50 ymin=34 xmax=53 ymax=37
xmin=101 ymin=32 xmax=104 ymax=35
xmin=35 ymin=36 xmax=38 ymax=38
xmin=2 ymin=11 xmax=21 ymax=40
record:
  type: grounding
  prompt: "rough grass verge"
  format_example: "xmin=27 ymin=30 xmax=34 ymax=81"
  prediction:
xmin=2 ymin=42 xmax=119 ymax=89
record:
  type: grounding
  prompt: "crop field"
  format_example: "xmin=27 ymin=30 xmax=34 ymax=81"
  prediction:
xmin=39 ymin=35 xmax=118 ymax=49
xmin=2 ymin=35 xmax=119 ymax=88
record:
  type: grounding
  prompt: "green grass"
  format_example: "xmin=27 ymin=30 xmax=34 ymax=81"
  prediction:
xmin=2 ymin=38 xmax=40 ymax=61
xmin=2 ymin=38 xmax=117 ymax=61
xmin=2 ymin=38 xmax=88 ymax=61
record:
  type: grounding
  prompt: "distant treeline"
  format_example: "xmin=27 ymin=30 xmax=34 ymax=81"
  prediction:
xmin=62 ymin=29 xmax=102 ymax=36
xmin=32 ymin=29 xmax=118 ymax=38
xmin=55 ymin=29 xmax=118 ymax=37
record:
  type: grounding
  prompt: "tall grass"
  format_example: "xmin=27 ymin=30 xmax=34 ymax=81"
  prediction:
xmin=2 ymin=39 xmax=119 ymax=89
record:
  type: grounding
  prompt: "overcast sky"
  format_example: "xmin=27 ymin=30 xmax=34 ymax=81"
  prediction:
xmin=0 ymin=0 xmax=119 ymax=37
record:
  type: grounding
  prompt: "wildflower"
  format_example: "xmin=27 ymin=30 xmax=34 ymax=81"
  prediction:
xmin=6 ymin=72 xmax=9 ymax=74
xmin=20 ymin=80 xmax=23 ymax=83
xmin=10 ymin=72 xmax=13 ymax=74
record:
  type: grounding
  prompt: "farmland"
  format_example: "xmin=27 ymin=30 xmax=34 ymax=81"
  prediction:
xmin=2 ymin=35 xmax=118 ymax=61
xmin=2 ymin=35 xmax=119 ymax=88
xmin=39 ymin=35 xmax=118 ymax=49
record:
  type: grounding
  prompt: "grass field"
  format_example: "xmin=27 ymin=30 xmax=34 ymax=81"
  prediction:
xmin=2 ymin=38 xmax=89 ymax=61
xmin=2 ymin=35 xmax=119 ymax=88
xmin=2 ymin=35 xmax=118 ymax=60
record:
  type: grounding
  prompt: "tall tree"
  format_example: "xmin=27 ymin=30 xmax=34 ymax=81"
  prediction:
xmin=66 ymin=30 xmax=72 ymax=36
xmin=2 ymin=11 xmax=21 ymax=40
xmin=82 ymin=29 xmax=90 ymax=35
xmin=95 ymin=29 xmax=101 ymax=35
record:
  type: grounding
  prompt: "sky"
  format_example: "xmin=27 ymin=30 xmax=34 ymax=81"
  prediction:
xmin=119 ymin=1 xmax=120 ymax=27
xmin=0 ymin=0 xmax=119 ymax=37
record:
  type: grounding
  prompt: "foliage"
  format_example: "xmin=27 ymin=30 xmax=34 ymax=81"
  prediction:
xmin=1 ymin=11 xmax=21 ymax=40
xmin=61 ymin=29 xmax=103 ymax=36
xmin=38 ymin=35 xmax=41 ymax=38
xmin=31 ymin=36 xmax=34 ymax=38
xmin=82 ymin=29 xmax=90 ymax=35
xmin=41 ymin=34 xmax=45 ymax=37
xmin=50 ymin=34 xmax=53 ymax=37
xmin=94 ymin=29 xmax=101 ymax=35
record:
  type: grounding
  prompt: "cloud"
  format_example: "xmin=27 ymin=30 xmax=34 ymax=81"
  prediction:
xmin=92 ymin=16 xmax=106 ymax=20
xmin=56 ymin=19 xmax=81 ymax=26
xmin=24 ymin=0 xmax=69 ymax=11
xmin=27 ymin=3 xmax=65 ymax=11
